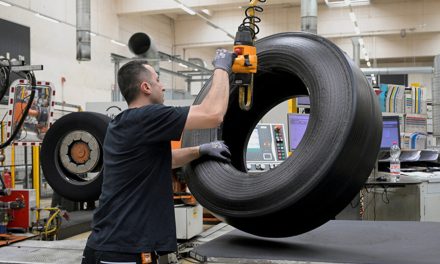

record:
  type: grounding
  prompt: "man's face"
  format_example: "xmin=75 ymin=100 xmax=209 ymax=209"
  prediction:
xmin=143 ymin=65 xmax=165 ymax=104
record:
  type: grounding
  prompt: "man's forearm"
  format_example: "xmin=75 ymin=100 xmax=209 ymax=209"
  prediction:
xmin=199 ymin=69 xmax=229 ymax=117
xmin=171 ymin=147 xmax=200 ymax=169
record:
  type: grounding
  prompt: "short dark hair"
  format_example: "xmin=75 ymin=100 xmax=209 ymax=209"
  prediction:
xmin=117 ymin=60 xmax=151 ymax=104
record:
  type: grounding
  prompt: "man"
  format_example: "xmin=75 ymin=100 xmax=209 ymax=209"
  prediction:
xmin=82 ymin=49 xmax=235 ymax=264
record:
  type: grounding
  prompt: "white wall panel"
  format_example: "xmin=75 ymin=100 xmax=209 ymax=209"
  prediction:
xmin=0 ymin=0 xmax=176 ymax=106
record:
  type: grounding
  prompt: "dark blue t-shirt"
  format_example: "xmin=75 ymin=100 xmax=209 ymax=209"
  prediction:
xmin=86 ymin=104 xmax=190 ymax=254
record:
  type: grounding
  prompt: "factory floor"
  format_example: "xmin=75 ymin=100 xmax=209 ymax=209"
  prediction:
xmin=4 ymin=221 xmax=440 ymax=264
xmin=68 ymin=230 xmax=91 ymax=240
xmin=0 ymin=223 xmax=225 ymax=264
xmin=59 ymin=229 xmax=217 ymax=264
xmin=11 ymin=196 xmax=218 ymax=263
xmin=37 ymin=198 xmax=218 ymax=264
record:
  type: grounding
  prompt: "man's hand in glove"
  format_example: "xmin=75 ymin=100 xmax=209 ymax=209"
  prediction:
xmin=212 ymin=49 xmax=236 ymax=74
xmin=199 ymin=141 xmax=231 ymax=163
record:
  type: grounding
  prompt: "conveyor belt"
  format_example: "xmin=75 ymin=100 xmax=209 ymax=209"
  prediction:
xmin=190 ymin=220 xmax=440 ymax=264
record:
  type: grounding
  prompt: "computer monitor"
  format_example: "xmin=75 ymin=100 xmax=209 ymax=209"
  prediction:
xmin=380 ymin=116 xmax=400 ymax=150
xmin=297 ymin=96 xmax=310 ymax=106
xmin=287 ymin=113 xmax=309 ymax=151
xmin=287 ymin=114 xmax=400 ymax=151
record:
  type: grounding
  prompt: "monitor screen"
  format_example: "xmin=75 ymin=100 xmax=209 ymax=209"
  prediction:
xmin=381 ymin=116 xmax=400 ymax=150
xmin=246 ymin=125 xmax=276 ymax=162
xmin=297 ymin=96 xmax=310 ymax=106
xmin=287 ymin=114 xmax=309 ymax=151
xmin=248 ymin=128 xmax=261 ymax=149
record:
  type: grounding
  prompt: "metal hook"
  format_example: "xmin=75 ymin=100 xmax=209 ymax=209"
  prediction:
xmin=239 ymin=76 xmax=254 ymax=111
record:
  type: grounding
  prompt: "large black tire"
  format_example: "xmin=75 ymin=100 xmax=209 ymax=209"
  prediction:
xmin=41 ymin=112 xmax=110 ymax=202
xmin=182 ymin=32 xmax=382 ymax=237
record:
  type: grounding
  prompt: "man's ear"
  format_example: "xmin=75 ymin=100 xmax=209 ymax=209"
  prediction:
xmin=140 ymin=82 xmax=152 ymax=95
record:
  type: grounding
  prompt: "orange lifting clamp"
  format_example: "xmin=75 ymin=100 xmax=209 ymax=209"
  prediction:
xmin=232 ymin=30 xmax=258 ymax=111
xmin=232 ymin=0 xmax=265 ymax=111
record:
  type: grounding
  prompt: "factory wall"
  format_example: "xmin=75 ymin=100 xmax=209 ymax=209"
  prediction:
xmin=172 ymin=0 xmax=439 ymax=115
xmin=0 ymin=0 xmax=438 ymax=108
xmin=118 ymin=13 xmax=181 ymax=95
xmin=0 ymin=1 xmax=177 ymax=178
xmin=174 ymin=0 xmax=440 ymax=64
xmin=0 ymin=0 xmax=175 ymax=107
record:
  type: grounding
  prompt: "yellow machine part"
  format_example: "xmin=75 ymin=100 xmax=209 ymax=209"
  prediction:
xmin=232 ymin=45 xmax=258 ymax=74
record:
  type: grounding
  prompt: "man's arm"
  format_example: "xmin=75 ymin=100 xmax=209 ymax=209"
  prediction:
xmin=184 ymin=49 xmax=234 ymax=130
xmin=171 ymin=147 xmax=200 ymax=169
xmin=172 ymin=141 xmax=231 ymax=169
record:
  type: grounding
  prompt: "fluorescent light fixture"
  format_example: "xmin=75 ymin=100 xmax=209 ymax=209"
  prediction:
xmin=110 ymin=40 xmax=127 ymax=47
xmin=358 ymin=38 xmax=364 ymax=46
xmin=354 ymin=26 xmax=361 ymax=35
xmin=202 ymin=9 xmax=212 ymax=16
xmin=351 ymin=0 xmax=371 ymax=6
xmin=179 ymin=4 xmax=196 ymax=15
xmin=325 ymin=0 xmax=349 ymax=7
xmin=179 ymin=63 xmax=189 ymax=68
xmin=349 ymin=12 xmax=357 ymax=23
xmin=325 ymin=0 xmax=370 ymax=7
xmin=0 ymin=1 xmax=12 ymax=7
xmin=194 ymin=69 xmax=199 ymax=71
xmin=35 ymin=13 xmax=59 ymax=24
xmin=367 ymin=61 xmax=371 ymax=67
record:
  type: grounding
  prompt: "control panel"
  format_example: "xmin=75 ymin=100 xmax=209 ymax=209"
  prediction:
xmin=246 ymin=123 xmax=288 ymax=172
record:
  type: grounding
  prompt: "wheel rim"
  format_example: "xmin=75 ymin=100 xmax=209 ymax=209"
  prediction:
xmin=58 ymin=130 xmax=101 ymax=181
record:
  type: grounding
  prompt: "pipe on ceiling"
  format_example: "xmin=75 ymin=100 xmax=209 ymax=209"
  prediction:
xmin=76 ymin=0 xmax=91 ymax=61
xmin=352 ymin=37 xmax=361 ymax=67
xmin=301 ymin=0 xmax=318 ymax=34
xmin=128 ymin=32 xmax=160 ymax=72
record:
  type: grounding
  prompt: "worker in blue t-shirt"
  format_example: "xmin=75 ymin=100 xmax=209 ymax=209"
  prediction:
xmin=82 ymin=49 xmax=234 ymax=264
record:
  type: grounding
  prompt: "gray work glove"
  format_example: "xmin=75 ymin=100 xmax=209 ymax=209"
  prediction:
xmin=199 ymin=141 xmax=231 ymax=163
xmin=212 ymin=48 xmax=236 ymax=74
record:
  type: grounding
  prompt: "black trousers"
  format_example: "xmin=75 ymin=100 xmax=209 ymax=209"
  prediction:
xmin=82 ymin=246 xmax=158 ymax=264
